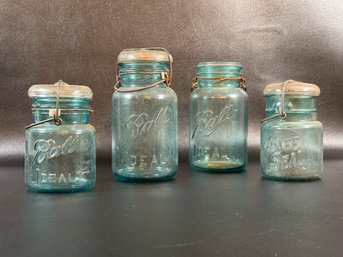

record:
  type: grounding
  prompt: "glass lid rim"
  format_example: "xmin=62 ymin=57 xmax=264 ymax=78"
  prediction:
xmin=28 ymin=83 xmax=93 ymax=99
xmin=263 ymin=80 xmax=320 ymax=96
xmin=117 ymin=49 xmax=173 ymax=63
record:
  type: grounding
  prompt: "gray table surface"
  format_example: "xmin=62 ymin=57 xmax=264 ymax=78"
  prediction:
xmin=0 ymin=160 xmax=342 ymax=257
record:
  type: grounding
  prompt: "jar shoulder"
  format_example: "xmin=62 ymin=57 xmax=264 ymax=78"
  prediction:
xmin=112 ymin=87 xmax=177 ymax=100
xmin=261 ymin=121 xmax=323 ymax=130
xmin=190 ymin=88 xmax=247 ymax=100
xmin=26 ymin=124 xmax=96 ymax=135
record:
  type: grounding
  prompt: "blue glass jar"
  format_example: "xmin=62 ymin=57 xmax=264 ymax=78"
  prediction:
xmin=189 ymin=62 xmax=248 ymax=172
xmin=112 ymin=48 xmax=178 ymax=182
xmin=25 ymin=81 xmax=96 ymax=192
xmin=261 ymin=80 xmax=323 ymax=181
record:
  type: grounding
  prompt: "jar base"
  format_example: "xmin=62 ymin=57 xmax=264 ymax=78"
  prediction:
xmin=26 ymin=181 xmax=95 ymax=193
xmin=113 ymin=167 xmax=177 ymax=183
xmin=262 ymin=175 xmax=321 ymax=181
xmin=261 ymin=169 xmax=322 ymax=181
xmin=191 ymin=160 xmax=245 ymax=173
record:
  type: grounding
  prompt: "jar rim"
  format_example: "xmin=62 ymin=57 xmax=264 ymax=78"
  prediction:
xmin=197 ymin=61 xmax=242 ymax=68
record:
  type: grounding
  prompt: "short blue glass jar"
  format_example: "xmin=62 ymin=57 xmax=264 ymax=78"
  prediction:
xmin=260 ymin=80 xmax=323 ymax=181
xmin=189 ymin=62 xmax=248 ymax=172
xmin=112 ymin=48 xmax=178 ymax=182
xmin=25 ymin=81 xmax=96 ymax=192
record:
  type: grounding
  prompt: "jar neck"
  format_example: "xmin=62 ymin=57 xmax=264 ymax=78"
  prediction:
xmin=31 ymin=97 xmax=91 ymax=124
xmin=196 ymin=63 xmax=242 ymax=88
xmin=118 ymin=61 xmax=170 ymax=88
xmin=265 ymin=95 xmax=318 ymax=122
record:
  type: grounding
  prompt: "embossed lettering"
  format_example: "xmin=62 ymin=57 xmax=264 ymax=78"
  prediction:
xmin=211 ymin=147 xmax=220 ymax=160
xmin=265 ymin=131 xmax=302 ymax=171
xmin=192 ymin=105 xmax=234 ymax=138
xmin=47 ymin=173 xmax=57 ymax=183
xmin=193 ymin=144 xmax=229 ymax=161
xmin=130 ymin=155 xmax=137 ymax=166
xmin=39 ymin=170 xmax=90 ymax=184
xmin=126 ymin=107 xmax=170 ymax=140
xmin=151 ymin=154 xmax=157 ymax=167
xmin=32 ymin=136 xmax=78 ymax=165
xmin=138 ymin=154 xmax=148 ymax=168
xmin=58 ymin=173 xmax=67 ymax=183
xmin=41 ymin=173 xmax=48 ymax=183
xmin=123 ymin=153 xmax=171 ymax=169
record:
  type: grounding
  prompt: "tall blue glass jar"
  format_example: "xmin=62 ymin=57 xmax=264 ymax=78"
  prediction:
xmin=189 ymin=62 xmax=248 ymax=172
xmin=112 ymin=48 xmax=178 ymax=182
xmin=25 ymin=81 xmax=96 ymax=192
xmin=261 ymin=80 xmax=323 ymax=181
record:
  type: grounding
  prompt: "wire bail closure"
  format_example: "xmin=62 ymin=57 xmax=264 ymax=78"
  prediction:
xmin=261 ymin=80 xmax=292 ymax=123
xmin=25 ymin=80 xmax=64 ymax=129
xmin=114 ymin=47 xmax=173 ymax=92
xmin=191 ymin=76 xmax=247 ymax=92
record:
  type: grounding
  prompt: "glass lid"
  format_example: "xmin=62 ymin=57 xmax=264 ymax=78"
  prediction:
xmin=264 ymin=80 xmax=320 ymax=96
xmin=28 ymin=80 xmax=93 ymax=99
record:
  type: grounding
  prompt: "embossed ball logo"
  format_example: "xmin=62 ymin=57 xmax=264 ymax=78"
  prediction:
xmin=32 ymin=136 xmax=78 ymax=164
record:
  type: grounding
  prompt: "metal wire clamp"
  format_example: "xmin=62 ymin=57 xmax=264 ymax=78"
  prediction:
xmin=25 ymin=80 xmax=64 ymax=129
xmin=191 ymin=76 xmax=247 ymax=92
xmin=113 ymin=47 xmax=173 ymax=92
xmin=261 ymin=80 xmax=292 ymax=123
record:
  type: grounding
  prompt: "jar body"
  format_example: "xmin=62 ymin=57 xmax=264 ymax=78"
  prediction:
xmin=261 ymin=121 xmax=323 ymax=180
xmin=260 ymin=95 xmax=323 ymax=180
xmin=25 ymin=98 xmax=96 ymax=192
xmin=189 ymin=87 xmax=248 ymax=171
xmin=112 ymin=88 xmax=178 ymax=181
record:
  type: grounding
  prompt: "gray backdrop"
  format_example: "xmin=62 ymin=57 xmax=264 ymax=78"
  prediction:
xmin=1 ymin=0 xmax=342 ymax=166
